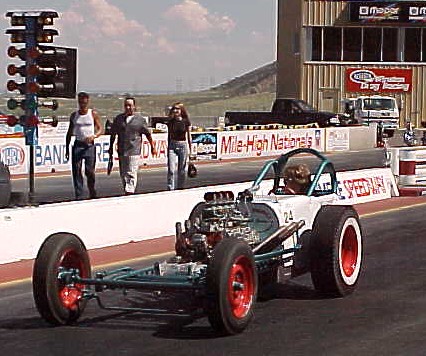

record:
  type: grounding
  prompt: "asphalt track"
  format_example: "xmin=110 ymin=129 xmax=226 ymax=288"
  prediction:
xmin=1 ymin=197 xmax=426 ymax=355
xmin=10 ymin=148 xmax=384 ymax=204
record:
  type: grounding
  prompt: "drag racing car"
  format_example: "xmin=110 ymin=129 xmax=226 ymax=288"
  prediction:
xmin=32 ymin=148 xmax=363 ymax=335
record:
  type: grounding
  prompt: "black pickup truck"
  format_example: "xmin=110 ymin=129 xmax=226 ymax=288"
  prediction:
xmin=225 ymin=98 xmax=347 ymax=127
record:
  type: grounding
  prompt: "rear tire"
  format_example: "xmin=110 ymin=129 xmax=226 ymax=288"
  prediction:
xmin=310 ymin=206 xmax=363 ymax=297
xmin=206 ymin=238 xmax=257 ymax=335
xmin=33 ymin=233 xmax=91 ymax=325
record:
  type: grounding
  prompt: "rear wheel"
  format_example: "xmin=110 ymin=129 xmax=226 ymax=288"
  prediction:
xmin=33 ymin=233 xmax=91 ymax=325
xmin=310 ymin=206 xmax=363 ymax=297
xmin=206 ymin=238 xmax=257 ymax=335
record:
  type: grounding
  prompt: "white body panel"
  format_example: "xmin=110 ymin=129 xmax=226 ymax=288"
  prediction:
xmin=251 ymin=192 xmax=340 ymax=264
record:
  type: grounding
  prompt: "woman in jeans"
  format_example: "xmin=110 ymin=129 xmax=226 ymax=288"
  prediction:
xmin=166 ymin=102 xmax=192 ymax=190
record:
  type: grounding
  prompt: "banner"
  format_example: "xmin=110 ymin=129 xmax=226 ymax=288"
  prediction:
xmin=0 ymin=138 xmax=27 ymax=175
xmin=336 ymin=168 xmax=397 ymax=204
xmin=217 ymin=129 xmax=324 ymax=160
xmin=191 ymin=132 xmax=217 ymax=160
xmin=326 ymin=128 xmax=350 ymax=152
xmin=346 ymin=68 xmax=412 ymax=93
xmin=0 ymin=128 xmax=331 ymax=175
xmin=314 ymin=168 xmax=396 ymax=204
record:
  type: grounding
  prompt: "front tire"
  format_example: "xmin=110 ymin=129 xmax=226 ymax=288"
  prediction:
xmin=33 ymin=233 xmax=91 ymax=325
xmin=206 ymin=238 xmax=257 ymax=335
xmin=310 ymin=206 xmax=363 ymax=297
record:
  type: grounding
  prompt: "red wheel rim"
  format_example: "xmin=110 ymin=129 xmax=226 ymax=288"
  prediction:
xmin=227 ymin=256 xmax=254 ymax=319
xmin=341 ymin=225 xmax=358 ymax=278
xmin=57 ymin=248 xmax=86 ymax=310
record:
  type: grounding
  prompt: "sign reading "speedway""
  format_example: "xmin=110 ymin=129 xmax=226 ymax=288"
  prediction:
xmin=346 ymin=68 xmax=412 ymax=93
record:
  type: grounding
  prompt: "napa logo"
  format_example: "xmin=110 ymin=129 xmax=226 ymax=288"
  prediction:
xmin=0 ymin=144 xmax=25 ymax=167
xmin=349 ymin=70 xmax=375 ymax=84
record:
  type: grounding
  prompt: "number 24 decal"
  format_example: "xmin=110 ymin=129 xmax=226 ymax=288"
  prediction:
xmin=283 ymin=210 xmax=294 ymax=223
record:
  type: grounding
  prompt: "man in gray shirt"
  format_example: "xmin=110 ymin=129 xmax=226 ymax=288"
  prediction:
xmin=109 ymin=97 xmax=157 ymax=194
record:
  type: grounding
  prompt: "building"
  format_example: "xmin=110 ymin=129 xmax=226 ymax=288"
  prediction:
xmin=277 ymin=0 xmax=426 ymax=127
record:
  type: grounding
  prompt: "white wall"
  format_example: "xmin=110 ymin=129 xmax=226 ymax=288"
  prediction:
xmin=0 ymin=168 xmax=396 ymax=265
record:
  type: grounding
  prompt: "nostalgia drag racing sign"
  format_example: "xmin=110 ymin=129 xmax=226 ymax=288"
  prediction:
xmin=346 ymin=68 xmax=412 ymax=93
xmin=350 ymin=2 xmax=426 ymax=24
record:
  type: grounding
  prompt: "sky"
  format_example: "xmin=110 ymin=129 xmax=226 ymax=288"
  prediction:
xmin=0 ymin=0 xmax=277 ymax=93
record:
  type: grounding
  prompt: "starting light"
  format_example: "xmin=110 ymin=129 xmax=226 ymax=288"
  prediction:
xmin=28 ymin=64 xmax=63 ymax=77
xmin=36 ymin=30 xmax=58 ymax=43
xmin=40 ymin=115 xmax=58 ymax=127
xmin=4 ymin=9 xmax=70 ymax=141
xmin=39 ymin=99 xmax=58 ymax=111
xmin=6 ymin=11 xmax=59 ymax=44
xmin=7 ymin=80 xmax=25 ymax=94
xmin=7 ymin=30 xmax=26 ymax=44
xmin=6 ymin=115 xmax=19 ymax=127
xmin=6 ymin=10 xmax=58 ymax=27
xmin=7 ymin=64 xmax=26 ymax=76
xmin=9 ymin=16 xmax=25 ymax=27
xmin=26 ymin=115 xmax=39 ymax=127
xmin=28 ymin=81 xmax=64 ymax=95
xmin=7 ymin=98 xmax=26 ymax=110
xmin=7 ymin=45 xmax=26 ymax=60
xmin=28 ymin=45 xmax=76 ymax=98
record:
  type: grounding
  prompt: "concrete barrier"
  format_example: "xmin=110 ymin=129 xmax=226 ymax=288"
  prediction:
xmin=399 ymin=148 xmax=426 ymax=186
xmin=387 ymin=146 xmax=426 ymax=196
xmin=0 ymin=167 xmax=397 ymax=265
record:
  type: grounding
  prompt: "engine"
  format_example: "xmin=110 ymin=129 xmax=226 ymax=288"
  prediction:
xmin=174 ymin=191 xmax=261 ymax=262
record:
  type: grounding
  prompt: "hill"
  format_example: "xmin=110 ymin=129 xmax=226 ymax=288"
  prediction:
xmin=211 ymin=61 xmax=277 ymax=96
xmin=0 ymin=61 xmax=278 ymax=121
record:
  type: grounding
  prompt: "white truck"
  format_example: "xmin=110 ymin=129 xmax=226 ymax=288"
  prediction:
xmin=345 ymin=95 xmax=400 ymax=136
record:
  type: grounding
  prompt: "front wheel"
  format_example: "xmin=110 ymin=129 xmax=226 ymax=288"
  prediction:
xmin=310 ymin=206 xmax=363 ymax=297
xmin=206 ymin=238 xmax=257 ymax=335
xmin=33 ymin=233 xmax=91 ymax=325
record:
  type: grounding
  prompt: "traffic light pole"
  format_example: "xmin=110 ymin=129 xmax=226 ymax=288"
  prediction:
xmin=25 ymin=17 xmax=38 ymax=204
xmin=5 ymin=10 xmax=75 ymax=205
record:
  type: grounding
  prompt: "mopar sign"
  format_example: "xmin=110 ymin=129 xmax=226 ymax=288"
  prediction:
xmin=350 ymin=2 xmax=426 ymax=24
xmin=409 ymin=6 xmax=426 ymax=22
xmin=0 ymin=144 xmax=25 ymax=167
xmin=359 ymin=4 xmax=399 ymax=20
xmin=191 ymin=132 xmax=217 ymax=159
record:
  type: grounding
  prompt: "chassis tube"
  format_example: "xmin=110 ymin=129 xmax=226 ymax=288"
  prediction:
xmin=75 ymin=276 xmax=203 ymax=291
xmin=252 ymin=220 xmax=305 ymax=255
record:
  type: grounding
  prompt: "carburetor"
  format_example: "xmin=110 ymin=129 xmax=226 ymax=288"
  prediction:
xmin=175 ymin=191 xmax=260 ymax=262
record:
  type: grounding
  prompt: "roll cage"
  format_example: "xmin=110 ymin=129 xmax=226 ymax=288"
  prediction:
xmin=250 ymin=148 xmax=338 ymax=197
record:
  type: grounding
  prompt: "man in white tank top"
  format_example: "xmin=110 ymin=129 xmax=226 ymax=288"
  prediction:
xmin=65 ymin=92 xmax=103 ymax=199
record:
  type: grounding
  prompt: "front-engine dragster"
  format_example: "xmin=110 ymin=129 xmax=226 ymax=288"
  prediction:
xmin=32 ymin=148 xmax=363 ymax=335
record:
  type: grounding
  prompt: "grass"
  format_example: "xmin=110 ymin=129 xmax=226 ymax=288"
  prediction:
xmin=0 ymin=90 xmax=276 ymax=127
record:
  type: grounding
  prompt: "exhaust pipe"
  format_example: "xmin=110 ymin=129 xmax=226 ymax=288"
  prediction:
xmin=252 ymin=220 xmax=305 ymax=255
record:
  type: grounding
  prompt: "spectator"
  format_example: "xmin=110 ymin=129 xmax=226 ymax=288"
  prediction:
xmin=166 ymin=102 xmax=192 ymax=190
xmin=109 ymin=97 xmax=157 ymax=195
xmin=65 ymin=91 xmax=102 ymax=199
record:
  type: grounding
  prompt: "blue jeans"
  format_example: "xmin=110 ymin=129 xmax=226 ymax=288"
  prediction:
xmin=167 ymin=140 xmax=188 ymax=190
xmin=72 ymin=141 xmax=97 ymax=199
